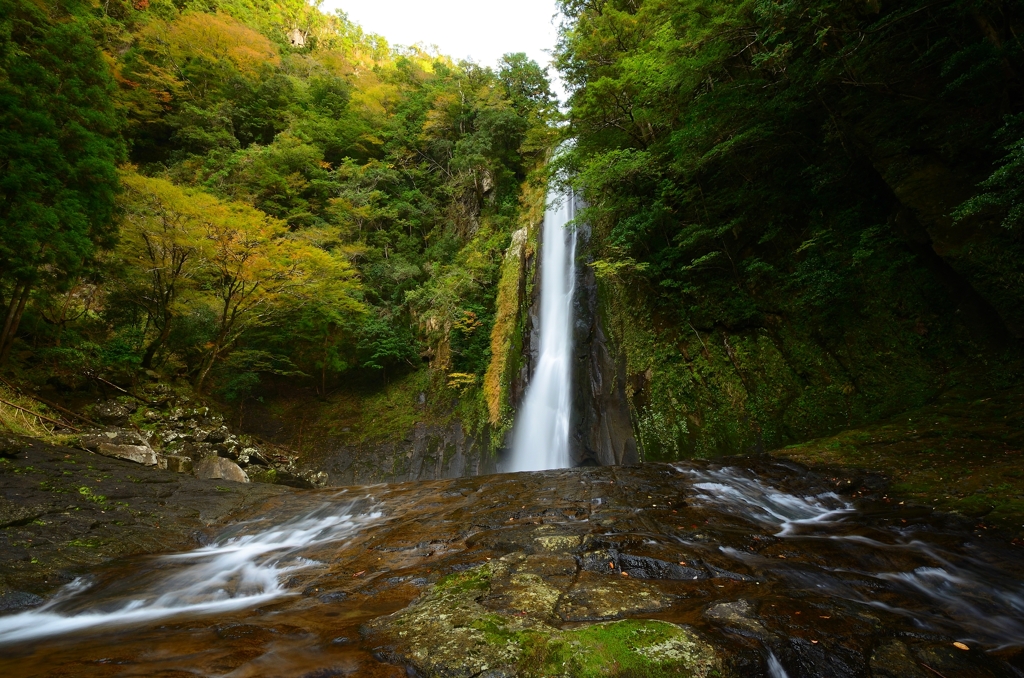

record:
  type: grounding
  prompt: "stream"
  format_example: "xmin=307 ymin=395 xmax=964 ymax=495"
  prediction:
xmin=1 ymin=460 xmax=1021 ymax=676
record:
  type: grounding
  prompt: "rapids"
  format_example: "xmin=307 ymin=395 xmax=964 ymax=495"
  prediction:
xmin=1 ymin=461 xmax=1022 ymax=676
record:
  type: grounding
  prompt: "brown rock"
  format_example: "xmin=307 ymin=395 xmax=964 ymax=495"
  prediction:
xmin=195 ymin=456 xmax=248 ymax=483
xmin=165 ymin=455 xmax=193 ymax=474
xmin=95 ymin=443 xmax=158 ymax=466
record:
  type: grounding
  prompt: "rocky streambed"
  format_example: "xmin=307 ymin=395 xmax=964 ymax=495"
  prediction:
xmin=1 ymin=455 xmax=1022 ymax=677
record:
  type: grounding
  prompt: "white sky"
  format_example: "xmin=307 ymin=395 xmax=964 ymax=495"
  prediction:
xmin=323 ymin=0 xmax=564 ymax=95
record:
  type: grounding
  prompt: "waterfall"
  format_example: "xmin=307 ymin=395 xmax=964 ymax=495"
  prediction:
xmin=506 ymin=187 xmax=577 ymax=472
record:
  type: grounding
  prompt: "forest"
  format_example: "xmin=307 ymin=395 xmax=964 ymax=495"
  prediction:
xmin=555 ymin=0 xmax=1024 ymax=457
xmin=0 ymin=0 xmax=556 ymax=444
xmin=2 ymin=0 xmax=1023 ymax=459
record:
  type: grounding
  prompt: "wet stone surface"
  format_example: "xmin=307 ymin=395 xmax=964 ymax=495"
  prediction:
xmin=0 ymin=436 xmax=289 ymax=597
xmin=0 ymin=459 xmax=1022 ymax=677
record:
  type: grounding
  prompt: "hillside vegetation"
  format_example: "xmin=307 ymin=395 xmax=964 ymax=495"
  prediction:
xmin=555 ymin=0 xmax=1024 ymax=458
xmin=3 ymin=0 xmax=1024 ymax=465
xmin=0 ymin=0 xmax=556 ymax=443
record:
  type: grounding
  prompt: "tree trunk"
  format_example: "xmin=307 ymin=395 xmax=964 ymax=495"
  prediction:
xmin=0 ymin=281 xmax=26 ymax=353
xmin=0 ymin=282 xmax=32 ymax=364
xmin=141 ymin=312 xmax=174 ymax=369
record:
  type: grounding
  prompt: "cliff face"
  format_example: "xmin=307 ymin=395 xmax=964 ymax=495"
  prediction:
xmin=316 ymin=421 xmax=497 ymax=485
xmin=570 ymin=221 xmax=639 ymax=467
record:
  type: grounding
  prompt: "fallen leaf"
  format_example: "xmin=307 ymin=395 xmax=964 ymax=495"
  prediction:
xmin=953 ymin=642 xmax=970 ymax=651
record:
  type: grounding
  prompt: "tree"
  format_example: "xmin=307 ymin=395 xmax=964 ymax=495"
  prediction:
xmin=0 ymin=0 xmax=122 ymax=362
xmin=115 ymin=172 xmax=211 ymax=368
xmin=192 ymin=196 xmax=361 ymax=391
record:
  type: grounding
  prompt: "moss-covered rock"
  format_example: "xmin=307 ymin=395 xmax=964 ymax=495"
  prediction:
xmin=366 ymin=560 xmax=725 ymax=677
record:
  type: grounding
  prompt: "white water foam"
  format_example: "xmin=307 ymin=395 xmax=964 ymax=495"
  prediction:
xmin=767 ymin=651 xmax=790 ymax=678
xmin=682 ymin=466 xmax=1024 ymax=649
xmin=680 ymin=466 xmax=853 ymax=536
xmin=507 ymin=187 xmax=577 ymax=472
xmin=0 ymin=500 xmax=381 ymax=645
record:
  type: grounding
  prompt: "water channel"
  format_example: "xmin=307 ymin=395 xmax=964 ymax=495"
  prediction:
xmin=1 ymin=460 xmax=1022 ymax=676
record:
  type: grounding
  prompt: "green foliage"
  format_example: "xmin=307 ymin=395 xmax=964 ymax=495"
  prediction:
xmin=0 ymin=0 xmax=549 ymax=446
xmin=558 ymin=0 xmax=1024 ymax=455
xmin=0 ymin=0 xmax=123 ymax=279
xmin=955 ymin=114 xmax=1024 ymax=231
xmin=0 ymin=0 xmax=123 ymax=360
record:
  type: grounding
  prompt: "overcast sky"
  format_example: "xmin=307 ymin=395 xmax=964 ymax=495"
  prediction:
xmin=322 ymin=0 xmax=564 ymax=95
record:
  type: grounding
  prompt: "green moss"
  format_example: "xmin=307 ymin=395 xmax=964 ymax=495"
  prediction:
xmin=548 ymin=620 xmax=716 ymax=678
xmin=600 ymin=268 xmax=1021 ymax=461
xmin=776 ymin=387 xmax=1024 ymax=537
xmin=77 ymin=486 xmax=105 ymax=504
xmin=247 ymin=467 xmax=278 ymax=484
xmin=435 ymin=565 xmax=491 ymax=593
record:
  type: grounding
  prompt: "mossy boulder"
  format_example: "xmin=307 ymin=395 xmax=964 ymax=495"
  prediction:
xmin=365 ymin=560 xmax=725 ymax=677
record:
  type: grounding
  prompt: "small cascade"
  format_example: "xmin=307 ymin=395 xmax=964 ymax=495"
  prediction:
xmin=0 ymin=499 xmax=381 ymax=645
xmin=681 ymin=465 xmax=1024 ymax=650
xmin=506 ymin=187 xmax=577 ymax=472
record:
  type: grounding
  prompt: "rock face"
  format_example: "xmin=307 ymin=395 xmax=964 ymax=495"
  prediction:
xmin=194 ymin=456 xmax=249 ymax=483
xmin=317 ymin=421 xmax=497 ymax=485
xmin=570 ymin=220 xmax=639 ymax=466
xmin=81 ymin=430 xmax=158 ymax=465
xmin=0 ymin=438 xmax=287 ymax=596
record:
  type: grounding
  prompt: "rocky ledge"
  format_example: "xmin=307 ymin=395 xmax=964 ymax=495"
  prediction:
xmin=77 ymin=390 xmax=327 ymax=488
xmin=0 ymin=434 xmax=290 ymax=605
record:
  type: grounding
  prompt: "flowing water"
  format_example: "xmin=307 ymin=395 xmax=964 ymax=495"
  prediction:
xmin=1 ymin=461 xmax=1022 ymax=676
xmin=506 ymin=187 xmax=577 ymax=472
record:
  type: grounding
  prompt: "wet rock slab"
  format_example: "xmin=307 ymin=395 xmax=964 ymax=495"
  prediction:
xmin=2 ymin=459 xmax=1022 ymax=678
xmin=0 ymin=436 xmax=288 ymax=596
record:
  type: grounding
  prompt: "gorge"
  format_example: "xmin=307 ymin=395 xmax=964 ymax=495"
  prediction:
xmin=2 ymin=0 xmax=1024 ymax=675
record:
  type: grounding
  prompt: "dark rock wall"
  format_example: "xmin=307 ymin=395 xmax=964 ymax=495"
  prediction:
xmin=317 ymin=422 xmax=497 ymax=486
xmin=570 ymin=217 xmax=639 ymax=467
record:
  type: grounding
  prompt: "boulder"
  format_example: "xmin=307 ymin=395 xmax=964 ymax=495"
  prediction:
xmin=0 ymin=435 xmax=25 ymax=458
xmin=704 ymin=600 xmax=773 ymax=640
xmin=92 ymin=400 xmax=132 ymax=425
xmin=156 ymin=454 xmax=192 ymax=475
xmin=164 ymin=455 xmax=193 ymax=474
xmin=195 ymin=456 xmax=249 ymax=483
xmin=81 ymin=428 xmax=151 ymax=450
xmin=96 ymin=443 xmax=158 ymax=466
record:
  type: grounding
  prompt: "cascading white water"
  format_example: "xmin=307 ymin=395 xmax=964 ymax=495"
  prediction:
xmin=506 ymin=187 xmax=577 ymax=472
xmin=0 ymin=499 xmax=380 ymax=645
xmin=681 ymin=465 xmax=1024 ymax=649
